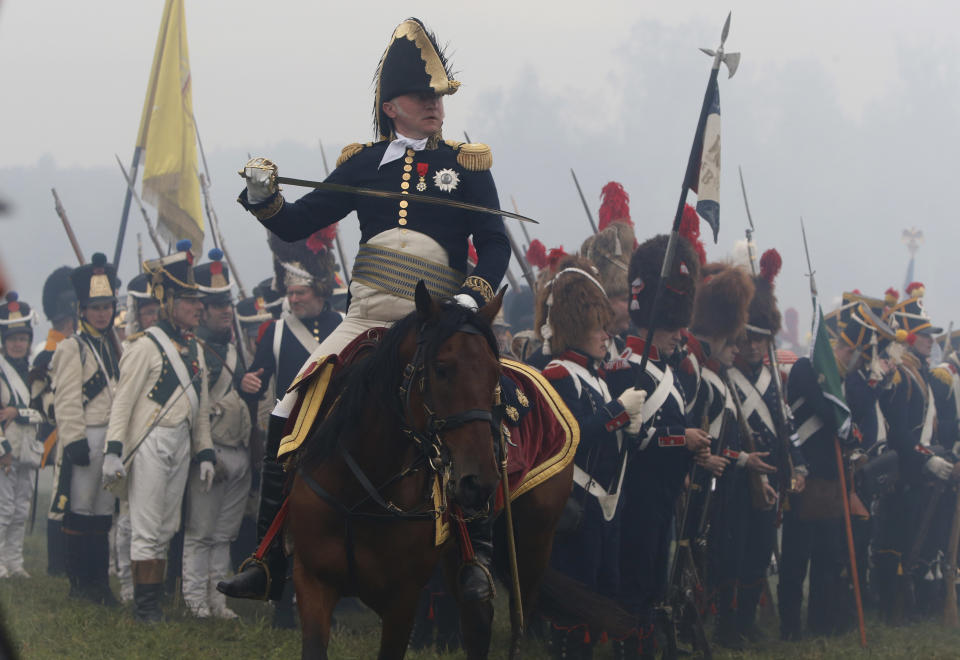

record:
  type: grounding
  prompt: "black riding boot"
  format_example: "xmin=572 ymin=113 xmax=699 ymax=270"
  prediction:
xmin=47 ymin=518 xmax=66 ymax=576
xmin=459 ymin=514 xmax=496 ymax=602
xmin=89 ymin=530 xmax=119 ymax=607
xmin=64 ymin=529 xmax=84 ymax=599
xmin=217 ymin=415 xmax=288 ymax=601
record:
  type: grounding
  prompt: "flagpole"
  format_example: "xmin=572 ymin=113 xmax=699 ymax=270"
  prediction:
xmin=113 ymin=0 xmax=176 ymax=271
xmin=636 ymin=14 xmax=734 ymax=377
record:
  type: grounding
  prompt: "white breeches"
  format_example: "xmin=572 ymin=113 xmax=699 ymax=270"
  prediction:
xmin=182 ymin=443 xmax=251 ymax=607
xmin=69 ymin=425 xmax=115 ymax=517
xmin=128 ymin=421 xmax=191 ymax=561
xmin=273 ymin=286 xmax=415 ymax=419
xmin=0 ymin=462 xmax=35 ymax=571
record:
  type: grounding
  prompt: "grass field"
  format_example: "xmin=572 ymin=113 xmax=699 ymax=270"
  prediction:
xmin=4 ymin=483 xmax=960 ymax=658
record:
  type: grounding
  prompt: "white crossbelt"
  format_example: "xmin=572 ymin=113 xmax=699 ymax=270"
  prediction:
xmin=146 ymin=326 xmax=199 ymax=418
xmin=627 ymin=353 xmax=684 ymax=451
xmin=209 ymin=343 xmax=237 ymax=402
xmin=729 ymin=367 xmax=777 ymax=436
xmin=702 ymin=368 xmax=735 ymax=438
xmin=0 ymin=353 xmax=29 ymax=407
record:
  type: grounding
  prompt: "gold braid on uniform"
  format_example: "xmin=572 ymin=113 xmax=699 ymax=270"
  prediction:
xmin=445 ymin=140 xmax=492 ymax=171
xmin=239 ymin=193 xmax=284 ymax=222
xmin=464 ymin=276 xmax=494 ymax=303
xmin=337 ymin=143 xmax=369 ymax=167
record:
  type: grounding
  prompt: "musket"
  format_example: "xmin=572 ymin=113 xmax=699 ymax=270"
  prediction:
xmin=738 ymin=166 xmax=796 ymax=511
xmin=511 ymin=195 xmax=534 ymax=252
xmin=51 ymin=189 xmax=85 ymax=265
xmin=570 ymin=169 xmax=599 ymax=235
xmin=114 ymin=155 xmax=164 ymax=258
xmin=318 ymin=140 xmax=351 ymax=286
xmin=120 ymin=368 xmax=205 ymax=470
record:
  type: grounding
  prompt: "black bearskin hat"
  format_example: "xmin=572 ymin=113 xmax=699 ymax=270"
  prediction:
xmin=71 ymin=252 xmax=119 ymax=307
xmin=43 ymin=266 xmax=77 ymax=323
xmin=627 ymin=234 xmax=700 ymax=331
xmin=747 ymin=249 xmax=782 ymax=337
xmin=268 ymin=228 xmax=338 ymax=299
xmin=690 ymin=262 xmax=754 ymax=344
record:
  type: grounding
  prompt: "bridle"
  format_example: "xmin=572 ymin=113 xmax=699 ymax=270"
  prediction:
xmin=296 ymin=314 xmax=501 ymax=584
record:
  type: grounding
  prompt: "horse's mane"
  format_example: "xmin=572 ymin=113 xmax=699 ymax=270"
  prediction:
xmin=299 ymin=300 xmax=499 ymax=468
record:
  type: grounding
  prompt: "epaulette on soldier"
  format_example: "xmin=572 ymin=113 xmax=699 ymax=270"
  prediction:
xmin=336 ymin=142 xmax=375 ymax=167
xmin=444 ymin=140 xmax=493 ymax=171
xmin=932 ymin=366 xmax=954 ymax=386
xmin=126 ymin=331 xmax=146 ymax=342
xmin=542 ymin=362 xmax=570 ymax=382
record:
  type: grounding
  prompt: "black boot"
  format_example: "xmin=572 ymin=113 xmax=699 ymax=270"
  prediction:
xmin=458 ymin=514 xmax=495 ymax=602
xmin=47 ymin=518 xmax=66 ymax=576
xmin=736 ymin=582 xmax=766 ymax=643
xmin=132 ymin=559 xmax=165 ymax=624
xmin=218 ymin=415 xmax=288 ymax=601
xmin=89 ymin=531 xmax=119 ymax=608
xmin=64 ymin=529 xmax=84 ymax=599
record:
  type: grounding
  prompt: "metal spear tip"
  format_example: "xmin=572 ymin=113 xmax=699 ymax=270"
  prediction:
xmin=721 ymin=11 xmax=732 ymax=44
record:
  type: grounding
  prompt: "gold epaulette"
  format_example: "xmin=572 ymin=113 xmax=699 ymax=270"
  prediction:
xmin=933 ymin=366 xmax=954 ymax=386
xmin=126 ymin=331 xmax=145 ymax=342
xmin=336 ymin=142 xmax=373 ymax=167
xmin=445 ymin=140 xmax=492 ymax=171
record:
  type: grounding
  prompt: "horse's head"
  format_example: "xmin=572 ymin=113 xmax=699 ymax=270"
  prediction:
xmin=406 ymin=282 xmax=504 ymax=515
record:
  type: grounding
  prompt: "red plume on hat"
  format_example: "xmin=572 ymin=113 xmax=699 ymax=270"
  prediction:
xmin=759 ymin=248 xmax=782 ymax=286
xmin=525 ymin=239 xmax=548 ymax=269
xmin=598 ymin=182 xmax=631 ymax=231
xmin=905 ymin=281 xmax=925 ymax=298
xmin=680 ymin=205 xmax=706 ymax=266
xmin=546 ymin=247 xmax=568 ymax=273
xmin=305 ymin=226 xmax=338 ymax=255
xmin=467 ymin=240 xmax=478 ymax=266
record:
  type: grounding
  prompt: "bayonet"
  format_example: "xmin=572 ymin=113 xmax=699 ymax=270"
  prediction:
xmin=738 ymin=165 xmax=757 ymax=274
xmin=115 ymin=155 xmax=165 ymax=258
xmin=570 ymin=169 xmax=599 ymax=234
xmin=511 ymin=195 xmax=534 ymax=250
xmin=800 ymin=217 xmax=817 ymax=301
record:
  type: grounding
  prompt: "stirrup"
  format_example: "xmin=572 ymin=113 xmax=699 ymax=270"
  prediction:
xmin=458 ymin=558 xmax=497 ymax=602
xmin=237 ymin=555 xmax=272 ymax=601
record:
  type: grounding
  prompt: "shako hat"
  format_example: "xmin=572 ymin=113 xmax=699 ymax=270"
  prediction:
xmin=236 ymin=295 xmax=273 ymax=329
xmin=142 ymin=239 xmax=201 ymax=302
xmin=746 ymin=249 xmax=782 ymax=337
xmin=837 ymin=292 xmax=886 ymax=349
xmin=690 ymin=262 xmax=754 ymax=344
xmin=42 ymin=266 xmax=78 ymax=323
xmin=535 ymin=255 xmax=612 ymax=355
xmin=253 ymin=278 xmax=284 ymax=319
xmin=268 ymin=228 xmax=338 ymax=299
xmin=194 ymin=248 xmax=233 ymax=305
xmin=125 ymin=272 xmax=158 ymax=335
xmin=0 ymin=292 xmax=35 ymax=340
xmin=889 ymin=282 xmax=941 ymax=336
xmin=374 ymin=18 xmax=460 ymax=140
xmin=71 ymin=252 xmax=119 ymax=307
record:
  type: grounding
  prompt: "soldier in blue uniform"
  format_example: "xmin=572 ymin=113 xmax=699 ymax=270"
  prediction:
xmin=605 ymin=233 xmax=707 ymax=658
xmin=221 ymin=17 xmax=509 ymax=606
xmin=726 ymin=250 xmax=807 ymax=644
xmin=537 ymin=255 xmax=645 ymax=659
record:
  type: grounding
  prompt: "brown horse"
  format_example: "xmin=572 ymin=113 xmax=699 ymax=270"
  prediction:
xmin=287 ymin=283 xmax=573 ymax=659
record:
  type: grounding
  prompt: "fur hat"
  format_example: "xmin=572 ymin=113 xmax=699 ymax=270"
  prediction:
xmin=269 ymin=227 xmax=338 ymax=299
xmin=746 ymin=249 xmax=782 ymax=337
xmin=534 ymin=255 xmax=612 ymax=355
xmin=690 ymin=262 xmax=754 ymax=343
xmin=580 ymin=221 xmax=636 ymax=300
xmin=42 ymin=266 xmax=77 ymax=323
xmin=627 ymin=234 xmax=700 ymax=331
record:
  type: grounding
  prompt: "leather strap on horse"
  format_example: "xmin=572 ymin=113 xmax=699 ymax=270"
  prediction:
xmin=254 ymin=498 xmax=290 ymax=561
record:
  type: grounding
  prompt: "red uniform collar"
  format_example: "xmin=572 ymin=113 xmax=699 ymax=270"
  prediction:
xmin=556 ymin=349 xmax=595 ymax=370
xmin=625 ymin=335 xmax=661 ymax=362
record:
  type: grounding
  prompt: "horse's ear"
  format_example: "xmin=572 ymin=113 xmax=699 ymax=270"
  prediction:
xmin=477 ymin=286 xmax=507 ymax=325
xmin=414 ymin=281 xmax=435 ymax=321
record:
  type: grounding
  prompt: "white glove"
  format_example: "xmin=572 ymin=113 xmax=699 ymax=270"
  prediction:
xmin=618 ymin=388 xmax=647 ymax=435
xmin=241 ymin=157 xmax=278 ymax=204
xmin=17 ymin=408 xmax=42 ymax=424
xmin=453 ymin=293 xmax=479 ymax=311
xmin=925 ymin=455 xmax=953 ymax=481
xmin=199 ymin=460 xmax=215 ymax=493
xmin=102 ymin=453 xmax=126 ymax=488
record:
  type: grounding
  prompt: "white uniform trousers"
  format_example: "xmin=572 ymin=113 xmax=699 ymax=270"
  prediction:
xmin=274 ymin=285 xmax=415 ymax=418
xmin=114 ymin=502 xmax=133 ymax=601
xmin=68 ymin=425 xmax=115 ymax=517
xmin=0 ymin=462 xmax=36 ymax=574
xmin=128 ymin=421 xmax=191 ymax=561
xmin=182 ymin=443 xmax=250 ymax=614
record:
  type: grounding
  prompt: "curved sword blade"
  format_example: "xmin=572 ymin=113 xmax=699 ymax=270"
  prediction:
xmin=275 ymin=176 xmax=538 ymax=224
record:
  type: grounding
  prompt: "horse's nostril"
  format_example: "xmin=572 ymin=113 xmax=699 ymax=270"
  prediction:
xmin=457 ymin=475 xmax=493 ymax=512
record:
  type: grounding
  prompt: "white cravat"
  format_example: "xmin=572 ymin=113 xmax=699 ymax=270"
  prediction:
xmin=379 ymin=131 xmax=428 ymax=169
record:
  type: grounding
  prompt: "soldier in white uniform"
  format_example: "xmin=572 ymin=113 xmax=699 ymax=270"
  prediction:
xmin=181 ymin=249 xmax=252 ymax=618
xmin=50 ymin=253 xmax=122 ymax=605
xmin=103 ymin=241 xmax=214 ymax=623
xmin=0 ymin=292 xmax=44 ymax=578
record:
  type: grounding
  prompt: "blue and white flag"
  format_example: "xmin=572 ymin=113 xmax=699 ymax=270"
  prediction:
xmin=690 ymin=77 xmax=721 ymax=242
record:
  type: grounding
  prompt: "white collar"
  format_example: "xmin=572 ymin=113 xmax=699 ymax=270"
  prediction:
xmin=379 ymin=131 xmax=429 ymax=169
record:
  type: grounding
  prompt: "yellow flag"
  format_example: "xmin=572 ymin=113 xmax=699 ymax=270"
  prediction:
xmin=138 ymin=0 xmax=204 ymax=250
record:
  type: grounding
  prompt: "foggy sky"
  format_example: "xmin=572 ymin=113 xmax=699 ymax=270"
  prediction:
xmin=1 ymin=0 xmax=958 ymax=340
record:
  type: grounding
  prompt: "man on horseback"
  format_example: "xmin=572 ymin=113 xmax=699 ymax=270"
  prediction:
xmin=220 ymin=17 xmax=510 ymax=606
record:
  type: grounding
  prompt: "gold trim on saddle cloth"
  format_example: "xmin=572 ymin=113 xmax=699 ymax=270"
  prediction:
xmin=352 ymin=244 xmax=464 ymax=301
xmin=278 ymin=357 xmax=337 ymax=460
xmin=433 ymin=358 xmax=580 ymax=546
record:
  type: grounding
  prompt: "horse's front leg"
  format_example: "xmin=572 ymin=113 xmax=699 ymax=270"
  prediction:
xmin=376 ymin=581 xmax=424 ymax=660
xmin=293 ymin=554 xmax=339 ymax=660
